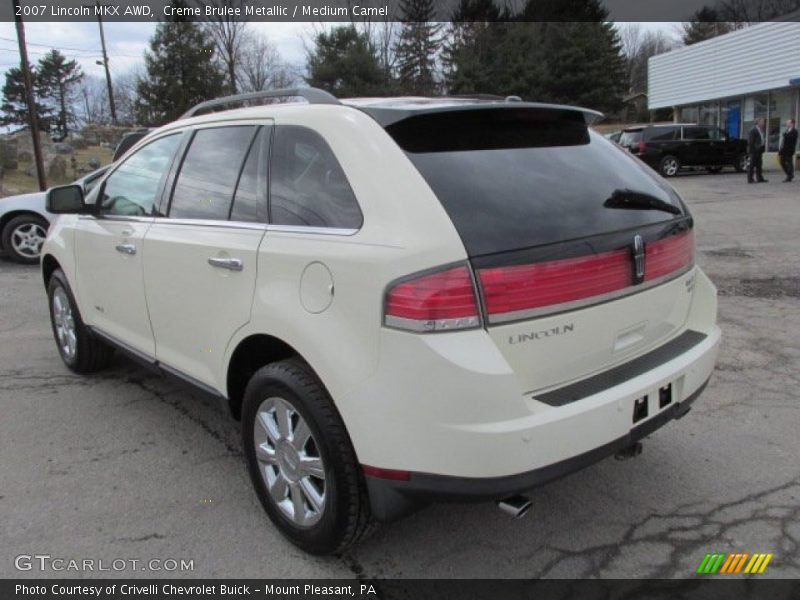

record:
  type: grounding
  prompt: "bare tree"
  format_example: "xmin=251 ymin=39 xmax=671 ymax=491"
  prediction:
xmin=618 ymin=24 xmax=675 ymax=94
xmin=202 ymin=0 xmax=248 ymax=94
xmin=112 ymin=68 xmax=142 ymax=126
xmin=77 ymin=76 xmax=110 ymax=126
xmin=236 ymin=30 xmax=299 ymax=92
xmin=717 ymin=0 xmax=799 ymax=21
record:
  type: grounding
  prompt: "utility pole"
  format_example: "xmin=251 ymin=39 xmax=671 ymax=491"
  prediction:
xmin=13 ymin=0 xmax=46 ymax=191
xmin=96 ymin=3 xmax=117 ymax=124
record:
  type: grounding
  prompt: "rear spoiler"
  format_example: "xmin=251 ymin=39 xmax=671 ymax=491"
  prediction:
xmin=358 ymin=102 xmax=604 ymax=128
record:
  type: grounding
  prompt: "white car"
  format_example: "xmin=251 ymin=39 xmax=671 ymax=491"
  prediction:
xmin=40 ymin=89 xmax=720 ymax=555
xmin=0 ymin=167 xmax=108 ymax=263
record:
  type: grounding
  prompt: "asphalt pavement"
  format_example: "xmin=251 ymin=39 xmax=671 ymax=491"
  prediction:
xmin=1 ymin=171 xmax=798 ymax=578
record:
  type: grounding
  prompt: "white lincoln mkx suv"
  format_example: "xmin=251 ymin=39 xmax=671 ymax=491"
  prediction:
xmin=41 ymin=89 xmax=720 ymax=554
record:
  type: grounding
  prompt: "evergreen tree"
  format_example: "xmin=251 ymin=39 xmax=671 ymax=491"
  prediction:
xmin=441 ymin=0 xmax=500 ymax=94
xmin=305 ymin=26 xmax=391 ymax=97
xmin=394 ymin=0 xmax=441 ymax=95
xmin=0 ymin=64 xmax=52 ymax=131
xmin=681 ymin=8 xmax=735 ymax=45
xmin=37 ymin=49 xmax=83 ymax=138
xmin=445 ymin=0 xmax=627 ymax=114
xmin=539 ymin=21 xmax=627 ymax=113
xmin=135 ymin=14 xmax=225 ymax=125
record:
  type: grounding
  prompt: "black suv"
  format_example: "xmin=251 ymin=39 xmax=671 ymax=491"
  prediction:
xmin=620 ymin=124 xmax=748 ymax=177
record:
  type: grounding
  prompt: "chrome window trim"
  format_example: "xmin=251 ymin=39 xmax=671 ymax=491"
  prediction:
xmin=485 ymin=264 xmax=695 ymax=325
xmin=77 ymin=215 xmax=152 ymax=223
xmin=76 ymin=215 xmax=358 ymax=236
xmin=150 ymin=217 xmax=266 ymax=231
xmin=266 ymin=224 xmax=359 ymax=237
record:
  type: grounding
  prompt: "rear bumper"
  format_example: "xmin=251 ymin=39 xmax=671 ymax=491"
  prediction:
xmin=366 ymin=377 xmax=710 ymax=521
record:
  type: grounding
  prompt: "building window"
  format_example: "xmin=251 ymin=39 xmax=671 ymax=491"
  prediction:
xmin=699 ymin=102 xmax=720 ymax=128
xmin=680 ymin=106 xmax=699 ymax=123
xmin=768 ymin=89 xmax=793 ymax=152
xmin=743 ymin=94 xmax=768 ymax=140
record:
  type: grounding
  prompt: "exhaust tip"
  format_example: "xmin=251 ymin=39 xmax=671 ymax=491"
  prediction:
xmin=496 ymin=495 xmax=532 ymax=519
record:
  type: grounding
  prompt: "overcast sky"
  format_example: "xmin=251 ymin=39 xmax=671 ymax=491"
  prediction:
xmin=0 ymin=21 xmax=676 ymax=88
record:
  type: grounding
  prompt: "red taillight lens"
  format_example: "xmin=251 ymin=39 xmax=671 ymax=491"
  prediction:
xmin=478 ymin=248 xmax=631 ymax=319
xmin=384 ymin=265 xmax=480 ymax=332
xmin=645 ymin=229 xmax=694 ymax=281
xmin=637 ymin=141 xmax=647 ymax=153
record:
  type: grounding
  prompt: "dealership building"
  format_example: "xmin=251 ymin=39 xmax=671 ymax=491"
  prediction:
xmin=648 ymin=20 xmax=800 ymax=156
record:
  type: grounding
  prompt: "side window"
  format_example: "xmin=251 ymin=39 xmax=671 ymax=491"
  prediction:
xmin=270 ymin=125 xmax=363 ymax=230
xmin=99 ymin=134 xmax=181 ymax=216
xmin=169 ymin=126 xmax=256 ymax=220
xmin=230 ymin=127 xmax=266 ymax=223
xmin=683 ymin=127 xmax=710 ymax=140
xmin=646 ymin=127 xmax=677 ymax=142
xmin=82 ymin=167 xmax=108 ymax=194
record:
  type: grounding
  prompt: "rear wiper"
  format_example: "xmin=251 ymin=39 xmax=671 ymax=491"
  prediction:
xmin=603 ymin=189 xmax=682 ymax=215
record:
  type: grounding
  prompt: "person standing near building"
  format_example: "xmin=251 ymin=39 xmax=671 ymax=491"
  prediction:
xmin=778 ymin=119 xmax=797 ymax=182
xmin=747 ymin=117 xmax=767 ymax=183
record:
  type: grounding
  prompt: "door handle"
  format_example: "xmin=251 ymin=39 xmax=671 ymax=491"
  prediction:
xmin=207 ymin=257 xmax=243 ymax=271
xmin=115 ymin=243 xmax=136 ymax=255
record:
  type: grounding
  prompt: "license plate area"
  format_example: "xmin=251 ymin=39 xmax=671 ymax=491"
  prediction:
xmin=632 ymin=382 xmax=675 ymax=424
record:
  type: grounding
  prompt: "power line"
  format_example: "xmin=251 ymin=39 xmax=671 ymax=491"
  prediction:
xmin=0 ymin=35 xmax=96 ymax=54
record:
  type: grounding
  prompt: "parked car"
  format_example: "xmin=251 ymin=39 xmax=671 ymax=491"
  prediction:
xmin=619 ymin=123 xmax=748 ymax=177
xmin=0 ymin=166 xmax=108 ymax=263
xmin=41 ymin=89 xmax=720 ymax=555
xmin=113 ymin=128 xmax=152 ymax=162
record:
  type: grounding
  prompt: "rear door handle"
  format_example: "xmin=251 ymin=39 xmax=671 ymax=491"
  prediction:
xmin=115 ymin=243 xmax=136 ymax=255
xmin=207 ymin=257 xmax=243 ymax=271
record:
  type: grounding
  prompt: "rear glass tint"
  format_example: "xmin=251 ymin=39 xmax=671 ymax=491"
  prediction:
xmin=386 ymin=109 xmax=685 ymax=257
xmin=645 ymin=127 xmax=679 ymax=141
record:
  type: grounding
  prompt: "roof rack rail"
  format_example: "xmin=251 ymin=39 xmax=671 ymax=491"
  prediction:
xmin=179 ymin=87 xmax=340 ymax=119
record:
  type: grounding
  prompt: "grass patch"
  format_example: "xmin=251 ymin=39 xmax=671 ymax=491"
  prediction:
xmin=1 ymin=145 xmax=114 ymax=197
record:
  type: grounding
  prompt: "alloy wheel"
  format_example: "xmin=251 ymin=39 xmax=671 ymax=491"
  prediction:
xmin=52 ymin=286 xmax=77 ymax=360
xmin=10 ymin=222 xmax=47 ymax=259
xmin=253 ymin=396 xmax=327 ymax=527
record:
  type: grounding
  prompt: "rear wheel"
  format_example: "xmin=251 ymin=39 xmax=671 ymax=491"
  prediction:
xmin=734 ymin=154 xmax=749 ymax=172
xmin=2 ymin=214 xmax=48 ymax=264
xmin=242 ymin=358 xmax=374 ymax=554
xmin=659 ymin=155 xmax=681 ymax=177
xmin=47 ymin=269 xmax=114 ymax=373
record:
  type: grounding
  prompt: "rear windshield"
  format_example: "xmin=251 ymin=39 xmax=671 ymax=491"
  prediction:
xmin=619 ymin=129 xmax=643 ymax=146
xmin=387 ymin=109 xmax=685 ymax=257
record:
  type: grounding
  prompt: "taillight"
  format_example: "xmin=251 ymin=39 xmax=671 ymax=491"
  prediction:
xmin=637 ymin=141 xmax=647 ymax=154
xmin=645 ymin=229 xmax=694 ymax=281
xmin=384 ymin=264 xmax=480 ymax=332
xmin=478 ymin=248 xmax=631 ymax=319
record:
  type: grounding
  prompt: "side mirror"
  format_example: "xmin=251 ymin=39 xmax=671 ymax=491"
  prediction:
xmin=46 ymin=184 xmax=87 ymax=214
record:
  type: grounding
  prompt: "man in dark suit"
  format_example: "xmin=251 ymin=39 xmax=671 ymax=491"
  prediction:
xmin=778 ymin=119 xmax=797 ymax=182
xmin=747 ymin=117 xmax=767 ymax=183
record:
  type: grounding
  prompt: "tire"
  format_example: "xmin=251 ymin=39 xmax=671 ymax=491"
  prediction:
xmin=242 ymin=358 xmax=374 ymax=555
xmin=734 ymin=154 xmax=749 ymax=173
xmin=47 ymin=269 xmax=114 ymax=373
xmin=706 ymin=166 xmax=723 ymax=174
xmin=2 ymin=214 xmax=48 ymax=264
xmin=659 ymin=155 xmax=681 ymax=177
